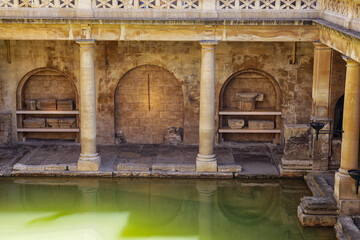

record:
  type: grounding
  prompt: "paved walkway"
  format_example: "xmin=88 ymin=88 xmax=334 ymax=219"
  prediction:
xmin=0 ymin=142 xmax=281 ymax=178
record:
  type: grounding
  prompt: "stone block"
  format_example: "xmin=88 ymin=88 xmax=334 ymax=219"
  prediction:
xmin=283 ymin=124 xmax=310 ymax=161
xmin=163 ymin=127 xmax=183 ymax=145
xmin=116 ymin=163 xmax=150 ymax=171
xmin=196 ymin=160 xmax=217 ymax=172
xmin=36 ymin=98 xmax=57 ymax=111
xmin=25 ymin=99 xmax=37 ymax=110
xmin=58 ymin=118 xmax=76 ymax=128
xmin=218 ymin=164 xmax=242 ymax=173
xmin=238 ymin=100 xmax=256 ymax=111
xmin=57 ymin=99 xmax=74 ymax=111
xmin=152 ymin=163 xmax=195 ymax=172
xmin=23 ymin=118 xmax=46 ymax=128
xmin=77 ymin=157 xmax=101 ymax=172
xmin=297 ymin=205 xmax=337 ymax=227
xmin=0 ymin=113 xmax=12 ymax=144
xmin=228 ymin=118 xmax=245 ymax=129
xmin=46 ymin=118 xmax=59 ymax=128
xmin=248 ymin=120 xmax=274 ymax=130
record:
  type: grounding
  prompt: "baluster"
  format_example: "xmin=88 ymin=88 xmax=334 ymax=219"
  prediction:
xmin=112 ymin=0 xmax=117 ymax=8
xmin=134 ymin=0 xmax=139 ymax=8
xmin=254 ymin=0 xmax=259 ymax=9
xmin=55 ymin=0 xmax=60 ymax=8
xmin=155 ymin=0 xmax=160 ymax=9
xmin=295 ymin=0 xmax=300 ymax=9
xmin=234 ymin=0 xmax=239 ymax=10
xmin=34 ymin=0 xmax=40 ymax=8
xmin=176 ymin=0 xmax=181 ymax=9
xmin=275 ymin=0 xmax=280 ymax=9
xmin=14 ymin=0 xmax=19 ymax=7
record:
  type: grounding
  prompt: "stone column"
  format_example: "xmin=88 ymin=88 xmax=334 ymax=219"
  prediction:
xmin=196 ymin=41 xmax=218 ymax=172
xmin=311 ymin=42 xmax=332 ymax=171
xmin=334 ymin=56 xmax=360 ymax=214
xmin=76 ymin=40 xmax=101 ymax=171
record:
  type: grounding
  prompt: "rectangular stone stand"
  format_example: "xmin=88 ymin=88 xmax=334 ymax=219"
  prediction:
xmin=280 ymin=124 xmax=311 ymax=176
xmin=77 ymin=155 xmax=101 ymax=172
xmin=334 ymin=172 xmax=360 ymax=215
xmin=196 ymin=159 xmax=217 ymax=172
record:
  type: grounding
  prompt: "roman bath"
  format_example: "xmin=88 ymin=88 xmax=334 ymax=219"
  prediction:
xmin=0 ymin=0 xmax=360 ymax=238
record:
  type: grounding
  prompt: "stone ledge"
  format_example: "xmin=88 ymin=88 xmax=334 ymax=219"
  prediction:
xmin=116 ymin=163 xmax=151 ymax=172
xmin=335 ymin=216 xmax=360 ymax=240
xmin=218 ymin=164 xmax=242 ymax=173
xmin=297 ymin=205 xmax=337 ymax=227
xmin=152 ymin=163 xmax=195 ymax=172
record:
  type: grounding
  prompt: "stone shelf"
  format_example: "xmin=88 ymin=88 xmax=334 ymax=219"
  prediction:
xmin=219 ymin=127 xmax=281 ymax=133
xmin=17 ymin=128 xmax=79 ymax=133
xmin=16 ymin=110 xmax=79 ymax=114
xmin=219 ymin=108 xmax=281 ymax=116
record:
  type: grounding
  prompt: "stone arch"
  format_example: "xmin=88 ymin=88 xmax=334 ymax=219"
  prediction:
xmin=16 ymin=68 xmax=79 ymax=141
xmin=16 ymin=67 xmax=78 ymax=110
xmin=114 ymin=65 xmax=184 ymax=144
xmin=219 ymin=69 xmax=281 ymax=142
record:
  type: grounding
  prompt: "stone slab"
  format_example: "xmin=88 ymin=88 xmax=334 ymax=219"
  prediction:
xmin=218 ymin=164 xmax=242 ymax=173
xmin=297 ymin=205 xmax=337 ymax=227
xmin=228 ymin=118 xmax=245 ymax=129
xmin=152 ymin=163 xmax=195 ymax=172
xmin=248 ymin=120 xmax=274 ymax=130
xmin=117 ymin=163 xmax=151 ymax=171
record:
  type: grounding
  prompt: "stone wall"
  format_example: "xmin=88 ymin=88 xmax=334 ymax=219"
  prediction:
xmin=115 ymin=65 xmax=184 ymax=144
xmin=0 ymin=40 xmax=315 ymax=144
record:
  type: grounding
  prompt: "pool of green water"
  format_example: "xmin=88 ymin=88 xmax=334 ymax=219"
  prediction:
xmin=0 ymin=178 xmax=335 ymax=240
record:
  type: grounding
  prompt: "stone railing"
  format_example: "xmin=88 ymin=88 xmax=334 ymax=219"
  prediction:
xmin=322 ymin=0 xmax=360 ymax=19
xmin=217 ymin=0 xmax=318 ymax=10
xmin=0 ymin=0 xmax=78 ymax=8
xmin=94 ymin=0 xmax=201 ymax=9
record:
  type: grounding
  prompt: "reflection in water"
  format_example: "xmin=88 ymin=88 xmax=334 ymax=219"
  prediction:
xmin=0 ymin=178 xmax=335 ymax=240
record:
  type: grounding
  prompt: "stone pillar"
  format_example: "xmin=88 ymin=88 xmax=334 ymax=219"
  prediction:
xmin=334 ymin=56 xmax=360 ymax=214
xmin=76 ymin=40 xmax=101 ymax=171
xmin=196 ymin=41 xmax=218 ymax=172
xmin=311 ymin=42 xmax=332 ymax=171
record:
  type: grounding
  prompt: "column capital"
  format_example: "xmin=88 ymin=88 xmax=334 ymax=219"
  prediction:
xmin=76 ymin=39 xmax=96 ymax=47
xmin=342 ymin=55 xmax=360 ymax=66
xmin=199 ymin=40 xmax=218 ymax=49
xmin=313 ymin=41 xmax=331 ymax=50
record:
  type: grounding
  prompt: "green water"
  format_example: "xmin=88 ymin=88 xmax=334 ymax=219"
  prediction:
xmin=0 ymin=178 xmax=335 ymax=240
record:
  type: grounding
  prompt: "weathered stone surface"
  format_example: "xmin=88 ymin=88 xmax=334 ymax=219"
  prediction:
xmin=152 ymin=163 xmax=195 ymax=172
xmin=36 ymin=98 xmax=57 ymax=111
xmin=300 ymin=196 xmax=338 ymax=215
xmin=297 ymin=205 xmax=337 ymax=227
xmin=228 ymin=118 xmax=245 ymax=129
xmin=248 ymin=120 xmax=274 ymax=130
xmin=115 ymin=130 xmax=126 ymax=144
xmin=57 ymin=99 xmax=74 ymax=111
xmin=163 ymin=127 xmax=183 ymax=145
xmin=77 ymin=158 xmax=101 ymax=172
xmin=330 ymin=139 xmax=341 ymax=169
xmin=218 ymin=164 xmax=242 ymax=173
xmin=0 ymin=113 xmax=12 ymax=144
xmin=238 ymin=99 xmax=256 ymax=111
xmin=116 ymin=163 xmax=150 ymax=171
xmin=23 ymin=118 xmax=46 ymax=128
xmin=196 ymin=160 xmax=217 ymax=172
xmin=58 ymin=118 xmax=76 ymax=128
xmin=335 ymin=217 xmax=360 ymax=240
xmin=25 ymin=99 xmax=37 ymax=110
xmin=46 ymin=118 xmax=59 ymax=128
xmin=283 ymin=124 xmax=310 ymax=162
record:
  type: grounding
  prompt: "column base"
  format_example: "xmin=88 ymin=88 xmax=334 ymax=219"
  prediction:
xmin=334 ymin=171 xmax=360 ymax=214
xmin=196 ymin=154 xmax=217 ymax=172
xmin=77 ymin=153 xmax=101 ymax=172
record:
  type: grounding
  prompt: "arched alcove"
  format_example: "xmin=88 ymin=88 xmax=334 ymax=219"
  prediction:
xmin=114 ymin=65 xmax=184 ymax=144
xmin=16 ymin=68 xmax=79 ymax=142
xmin=219 ymin=69 xmax=281 ymax=142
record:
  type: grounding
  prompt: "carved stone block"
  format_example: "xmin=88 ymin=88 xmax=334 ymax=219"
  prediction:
xmin=36 ymin=99 xmax=57 ymax=111
xmin=248 ymin=120 xmax=274 ymax=130
xmin=164 ymin=127 xmax=183 ymax=145
xmin=23 ymin=118 xmax=46 ymax=128
xmin=228 ymin=118 xmax=245 ymax=129
xmin=25 ymin=99 xmax=37 ymax=110
xmin=57 ymin=99 xmax=74 ymax=111
xmin=238 ymin=100 xmax=256 ymax=111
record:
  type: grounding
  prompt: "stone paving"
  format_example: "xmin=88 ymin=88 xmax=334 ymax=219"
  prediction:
xmin=0 ymin=142 xmax=281 ymax=178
